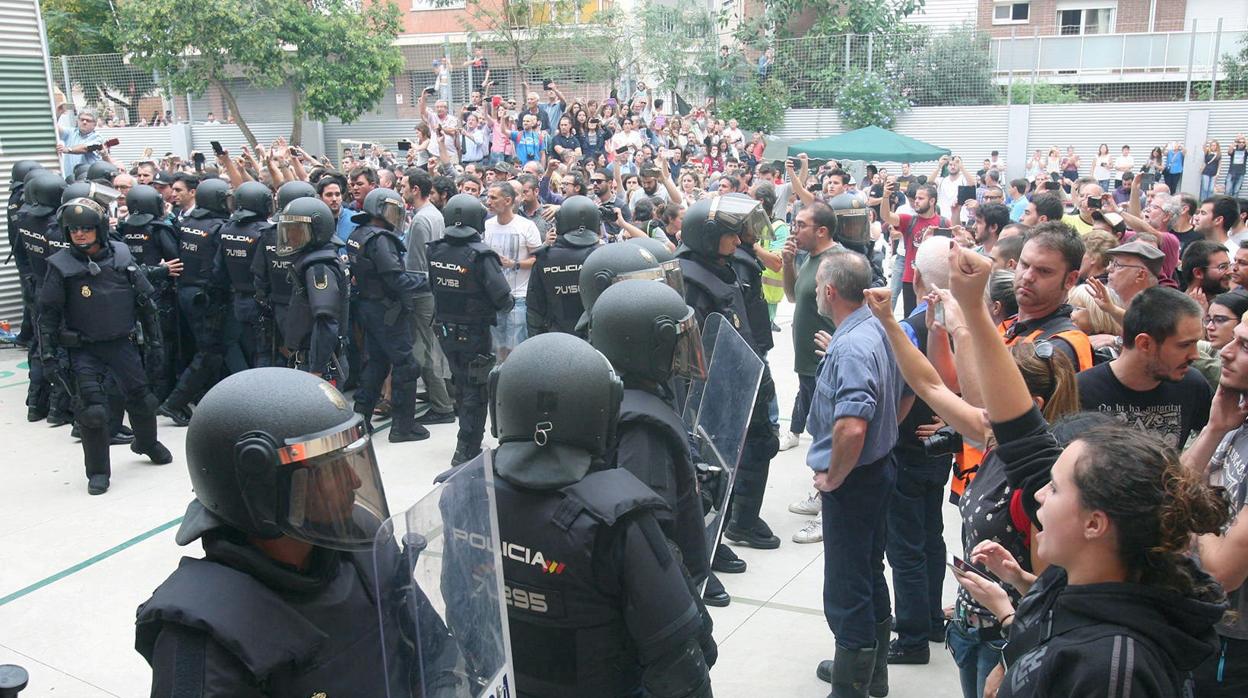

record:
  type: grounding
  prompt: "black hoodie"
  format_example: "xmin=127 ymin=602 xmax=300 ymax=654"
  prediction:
xmin=998 ymin=552 xmax=1226 ymax=697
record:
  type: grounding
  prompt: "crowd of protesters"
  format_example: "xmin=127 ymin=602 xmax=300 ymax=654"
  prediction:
xmin=24 ymin=88 xmax=1248 ymax=698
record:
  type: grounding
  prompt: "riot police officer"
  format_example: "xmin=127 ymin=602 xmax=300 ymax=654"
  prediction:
xmin=159 ymin=178 xmax=232 ymax=425
xmin=574 ymin=239 xmax=670 ymax=333
xmin=119 ymin=184 xmax=182 ymax=400
xmin=38 ymin=197 xmax=172 ymax=494
xmin=135 ymin=368 xmax=464 ymax=696
xmin=346 ymin=187 xmax=428 ymax=443
xmin=588 ymin=279 xmax=715 ymax=600
xmin=85 ymin=160 xmax=120 ymax=187
xmin=427 ymin=194 xmax=513 ymax=465
xmin=274 ymin=198 xmax=350 ymax=383
xmin=7 ymin=161 xmax=43 ymax=340
xmin=678 ymin=196 xmax=781 ymax=550
xmin=828 ymin=191 xmax=885 ymax=287
xmin=253 ymin=181 xmax=316 ymax=367
xmin=214 ymin=181 xmax=271 ymax=372
xmin=525 ymin=195 xmax=599 ymax=337
xmin=16 ymin=171 xmax=69 ymax=423
xmin=489 ymin=333 xmax=715 ymax=697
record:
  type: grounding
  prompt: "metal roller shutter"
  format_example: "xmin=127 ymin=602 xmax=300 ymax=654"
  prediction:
xmin=1025 ymin=102 xmax=1190 ymax=180
xmin=323 ymin=120 xmax=419 ymax=167
xmin=0 ymin=0 xmax=60 ymax=326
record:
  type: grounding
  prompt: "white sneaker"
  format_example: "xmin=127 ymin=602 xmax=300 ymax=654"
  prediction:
xmin=778 ymin=431 xmax=801 ymax=451
xmin=793 ymin=516 xmax=823 ymax=544
xmin=788 ymin=491 xmax=821 ymax=515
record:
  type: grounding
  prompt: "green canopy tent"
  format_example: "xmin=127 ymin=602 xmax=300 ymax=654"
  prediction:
xmin=785 ymin=126 xmax=950 ymax=163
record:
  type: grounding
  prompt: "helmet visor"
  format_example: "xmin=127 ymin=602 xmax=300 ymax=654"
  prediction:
xmin=613 ymin=259 xmax=686 ymax=298
xmin=278 ymin=419 xmax=390 ymax=551
xmin=672 ymin=309 xmax=707 ymax=381
xmin=85 ymin=184 xmax=121 ymax=207
xmin=378 ymin=198 xmax=405 ymax=230
xmin=276 ymin=214 xmax=314 ymax=258
xmin=836 ymin=208 xmax=870 ymax=244
xmin=708 ymin=195 xmax=771 ymax=245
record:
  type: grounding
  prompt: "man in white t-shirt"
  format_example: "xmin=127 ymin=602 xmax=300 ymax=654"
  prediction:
xmin=483 ymin=181 xmax=542 ymax=359
xmin=930 ymin=154 xmax=971 ymax=219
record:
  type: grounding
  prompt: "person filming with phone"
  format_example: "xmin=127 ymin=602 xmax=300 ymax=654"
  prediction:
xmin=1060 ymin=181 xmax=1104 ymax=236
xmin=57 ymin=108 xmax=106 ymax=174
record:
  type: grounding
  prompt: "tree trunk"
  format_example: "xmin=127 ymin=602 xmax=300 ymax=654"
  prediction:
xmin=211 ymin=77 xmax=258 ymax=148
xmin=289 ymin=87 xmax=303 ymax=147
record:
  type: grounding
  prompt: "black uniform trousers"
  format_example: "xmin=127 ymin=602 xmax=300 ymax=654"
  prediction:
xmin=354 ymin=299 xmax=420 ymax=423
xmin=70 ymin=337 xmax=159 ymax=477
xmin=438 ymin=324 xmax=491 ymax=455
xmin=164 ymin=285 xmax=226 ymax=410
xmin=223 ymin=297 xmax=260 ymax=375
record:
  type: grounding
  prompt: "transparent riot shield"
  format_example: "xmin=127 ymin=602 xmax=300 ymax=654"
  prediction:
xmin=373 ymin=452 xmax=514 ymax=698
xmin=681 ymin=313 xmax=764 ymax=589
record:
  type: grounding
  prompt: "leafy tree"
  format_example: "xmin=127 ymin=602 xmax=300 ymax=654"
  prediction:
xmin=115 ymin=0 xmax=403 ymax=146
xmin=43 ymin=0 xmax=118 ymax=55
xmin=836 ymin=69 xmax=908 ymax=129
xmin=892 ymin=25 xmax=1000 ymax=107
xmin=1216 ymin=33 xmax=1248 ymax=99
xmin=734 ymin=0 xmax=925 ymax=45
xmin=717 ymin=79 xmax=789 ymax=133
xmin=562 ymin=6 xmax=643 ymax=96
xmin=1008 ymin=81 xmax=1080 ymax=104
xmin=433 ymin=0 xmax=583 ymax=96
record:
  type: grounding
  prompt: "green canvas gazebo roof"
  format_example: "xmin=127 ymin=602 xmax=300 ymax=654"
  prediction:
xmin=785 ymin=126 xmax=951 ymax=163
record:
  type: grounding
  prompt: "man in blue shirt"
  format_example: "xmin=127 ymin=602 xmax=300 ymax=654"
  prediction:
xmin=1007 ymin=178 xmax=1029 ymax=223
xmin=58 ymin=108 xmax=104 ymax=175
xmin=806 ymin=247 xmax=909 ymax=697
xmin=510 ymin=114 xmax=546 ymax=166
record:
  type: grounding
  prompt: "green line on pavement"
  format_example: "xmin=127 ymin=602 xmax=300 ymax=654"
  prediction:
xmin=0 ymin=517 xmax=183 ymax=607
xmin=0 ymin=380 xmax=30 ymax=390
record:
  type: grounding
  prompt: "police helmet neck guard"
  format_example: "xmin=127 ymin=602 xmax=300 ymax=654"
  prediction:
xmin=555 ymin=195 xmax=601 ymax=246
xmin=124 ymin=184 xmax=165 ymax=228
xmin=488 ymin=334 xmax=623 ymax=490
xmin=443 ymin=193 xmax=487 ymax=239
xmin=232 ymin=182 xmax=274 ymax=222
xmin=194 ymin=178 xmax=234 ymax=218
xmin=179 ymin=368 xmax=391 ymax=550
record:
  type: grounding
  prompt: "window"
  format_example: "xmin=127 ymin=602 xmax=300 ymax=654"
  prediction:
xmin=993 ymin=2 xmax=1030 ymax=24
xmin=1057 ymin=6 xmax=1115 ymax=35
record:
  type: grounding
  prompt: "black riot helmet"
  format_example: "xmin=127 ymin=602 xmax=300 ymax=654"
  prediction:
xmin=71 ymin=162 xmax=91 ymax=183
xmin=350 ymin=188 xmax=405 ymax=231
xmin=192 ymin=178 xmax=234 ymax=218
xmin=85 ymin=160 xmax=120 ymax=186
xmin=554 ymin=195 xmax=601 ymax=246
xmin=589 ymin=280 xmax=706 ymax=384
xmin=679 ymin=195 xmax=770 ymax=258
xmin=489 ymin=333 xmax=623 ymax=490
xmin=124 ymin=184 xmax=166 ymax=227
xmin=57 ymin=197 xmax=109 ymax=251
xmin=276 ymin=198 xmax=336 ymax=258
xmin=232 ymin=181 xmax=274 ymax=222
xmin=443 ymin=193 xmax=487 ymax=239
xmin=61 ymin=181 xmax=121 ymax=208
xmin=10 ymin=159 xmax=42 ymax=187
xmin=276 ymin=180 xmax=317 ymax=211
xmin=25 ymin=171 xmax=68 ymax=217
xmin=178 ymin=367 xmax=391 ymax=550
xmin=580 ymin=241 xmax=674 ymax=314
xmin=828 ymin=191 xmax=868 ymax=246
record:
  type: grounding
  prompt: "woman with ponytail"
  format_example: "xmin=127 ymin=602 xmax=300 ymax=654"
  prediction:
xmin=942 ymin=242 xmax=1229 ymax=698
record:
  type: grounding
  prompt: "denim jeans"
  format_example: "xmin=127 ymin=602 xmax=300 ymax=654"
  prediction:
xmin=947 ymin=621 xmax=1006 ymax=698
xmin=885 ymin=461 xmax=948 ymax=651
xmin=1202 ymin=174 xmax=1216 ymax=200
xmin=821 ymin=455 xmax=896 ymax=649
xmin=1229 ymin=172 xmax=1245 ymax=197
xmin=889 ymin=253 xmax=905 ymax=317
xmin=789 ymin=373 xmax=816 ymax=436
